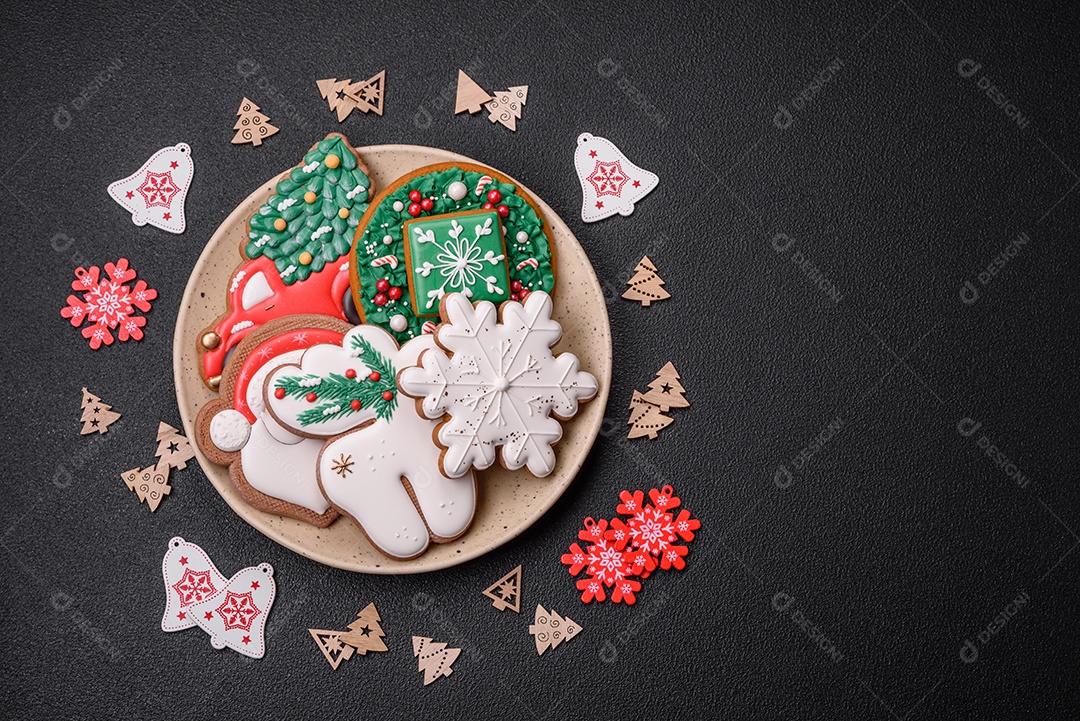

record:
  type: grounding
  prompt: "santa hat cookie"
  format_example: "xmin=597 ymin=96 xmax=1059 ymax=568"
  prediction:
xmin=193 ymin=315 xmax=353 ymax=528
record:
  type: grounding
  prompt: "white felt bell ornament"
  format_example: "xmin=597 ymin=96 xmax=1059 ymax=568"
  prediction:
xmin=107 ymin=143 xmax=194 ymax=234
xmin=188 ymin=562 xmax=276 ymax=659
xmin=574 ymin=133 xmax=658 ymax=222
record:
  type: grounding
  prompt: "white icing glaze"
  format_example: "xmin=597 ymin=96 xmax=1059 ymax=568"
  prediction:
xmin=263 ymin=326 xmax=477 ymax=558
xmin=399 ymin=292 xmax=598 ymax=478
xmin=246 ymin=349 xmax=306 ymax=446
xmin=389 ymin=314 xmax=407 ymax=332
xmin=209 ymin=409 xmax=250 ymax=452
xmin=240 ymin=271 xmax=274 ymax=310
xmin=447 ymin=181 xmax=467 ymax=201
xmin=242 ymin=420 xmax=330 ymax=514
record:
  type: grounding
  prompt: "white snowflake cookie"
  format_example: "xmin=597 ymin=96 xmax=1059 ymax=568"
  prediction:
xmin=263 ymin=324 xmax=477 ymax=560
xmin=398 ymin=291 xmax=599 ymax=478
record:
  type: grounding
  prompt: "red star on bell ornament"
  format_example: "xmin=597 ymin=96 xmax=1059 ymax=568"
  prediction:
xmin=179 ymin=556 xmax=188 ymax=565
xmin=170 ymin=160 xmax=179 ymax=169
xmin=163 ymin=212 xmax=171 ymax=220
xmin=242 ymin=635 xmax=251 ymax=645
xmin=251 ymin=580 xmax=260 ymax=590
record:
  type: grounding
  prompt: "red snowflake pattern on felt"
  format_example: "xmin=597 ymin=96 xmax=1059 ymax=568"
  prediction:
xmin=215 ymin=590 xmax=261 ymax=631
xmin=562 ymin=485 xmax=701 ymax=604
xmin=60 ymin=258 xmax=157 ymax=349
xmin=171 ymin=569 xmax=217 ymax=607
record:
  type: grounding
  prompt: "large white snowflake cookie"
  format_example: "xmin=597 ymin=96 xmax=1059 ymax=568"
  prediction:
xmin=398 ymin=291 xmax=599 ymax=478
xmin=263 ymin=324 xmax=477 ymax=560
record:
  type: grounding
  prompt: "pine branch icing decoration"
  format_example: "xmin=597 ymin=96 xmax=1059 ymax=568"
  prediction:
xmin=273 ymin=334 xmax=397 ymax=426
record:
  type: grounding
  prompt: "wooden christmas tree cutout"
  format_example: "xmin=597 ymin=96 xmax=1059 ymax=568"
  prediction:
xmin=455 ymin=70 xmax=492 ymax=114
xmin=344 ymin=70 xmax=385 ymax=116
xmin=622 ymin=256 xmax=671 ymax=306
xmin=627 ymin=390 xmax=673 ymax=440
xmin=338 ymin=602 xmax=388 ymax=654
xmin=120 ymin=463 xmax=172 ymax=512
xmin=485 ymin=85 xmax=528 ymax=131
xmin=318 ymin=73 xmax=385 ymax=121
xmin=481 ymin=565 xmax=522 ymax=613
xmin=155 ymin=422 xmax=195 ymax=471
xmin=79 ymin=387 xmax=120 ymax=435
xmin=231 ymin=97 xmax=278 ymax=147
xmin=641 ymin=362 xmax=689 ymax=411
xmin=413 ymin=636 xmax=460 ymax=685
xmin=309 ymin=629 xmax=356 ymax=670
xmin=528 ymin=605 xmax=582 ymax=655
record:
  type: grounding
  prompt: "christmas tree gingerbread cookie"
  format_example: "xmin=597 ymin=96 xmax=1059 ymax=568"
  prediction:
xmin=348 ymin=163 xmax=556 ymax=344
xmin=399 ymin=291 xmax=599 ymax=478
xmin=196 ymin=133 xmax=373 ymax=390
xmin=262 ymin=324 xmax=477 ymax=560
xmin=194 ymin=315 xmax=353 ymax=528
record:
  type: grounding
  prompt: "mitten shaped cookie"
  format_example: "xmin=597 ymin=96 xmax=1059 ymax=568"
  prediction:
xmin=263 ymin=324 xmax=477 ymax=559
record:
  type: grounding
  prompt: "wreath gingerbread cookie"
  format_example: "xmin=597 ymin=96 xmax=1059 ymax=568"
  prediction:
xmin=399 ymin=291 xmax=598 ymax=479
xmin=197 ymin=133 xmax=373 ymax=389
xmin=348 ymin=163 xmax=556 ymax=344
xmin=194 ymin=315 xmax=353 ymax=527
xmin=262 ymin=324 xmax=478 ymax=560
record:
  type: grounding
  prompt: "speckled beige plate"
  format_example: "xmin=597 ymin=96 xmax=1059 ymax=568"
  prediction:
xmin=174 ymin=144 xmax=612 ymax=573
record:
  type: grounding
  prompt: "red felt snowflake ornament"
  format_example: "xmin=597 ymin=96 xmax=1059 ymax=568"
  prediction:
xmin=61 ymin=258 xmax=157 ymax=349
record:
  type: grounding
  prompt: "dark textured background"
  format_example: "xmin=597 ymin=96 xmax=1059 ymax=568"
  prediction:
xmin=2 ymin=0 xmax=1078 ymax=718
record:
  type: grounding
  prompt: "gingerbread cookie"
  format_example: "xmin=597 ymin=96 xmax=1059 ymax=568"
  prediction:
xmin=263 ymin=325 xmax=477 ymax=560
xmin=398 ymin=291 xmax=598 ymax=478
xmin=194 ymin=315 xmax=354 ymax=528
xmin=348 ymin=163 xmax=556 ymax=344
xmin=197 ymin=133 xmax=372 ymax=389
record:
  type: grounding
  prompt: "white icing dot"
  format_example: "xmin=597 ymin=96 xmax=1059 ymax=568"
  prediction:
xmin=382 ymin=234 xmax=393 ymax=245
xmin=209 ymin=410 xmax=249 ymax=453
xmin=447 ymin=181 xmax=467 ymax=201
xmin=389 ymin=314 xmax=407 ymax=332
xmin=393 ymin=201 xmax=404 ymax=212
xmin=516 ymin=231 xmax=529 ymax=243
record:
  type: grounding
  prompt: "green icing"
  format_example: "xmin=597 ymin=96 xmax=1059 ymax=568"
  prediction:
xmin=353 ymin=167 xmax=555 ymax=343
xmin=246 ymin=135 xmax=372 ymax=285
xmin=405 ymin=210 xmax=511 ymax=316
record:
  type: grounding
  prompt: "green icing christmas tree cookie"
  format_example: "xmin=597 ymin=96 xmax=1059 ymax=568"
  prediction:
xmin=350 ymin=163 xmax=556 ymax=343
xmin=246 ymin=133 xmax=372 ymax=285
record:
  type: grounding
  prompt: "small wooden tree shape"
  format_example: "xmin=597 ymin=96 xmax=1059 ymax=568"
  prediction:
xmin=121 ymin=463 xmax=172 ymax=512
xmin=485 ymin=85 xmax=528 ymax=131
xmin=627 ymin=391 xmax=673 ymax=440
xmin=528 ymin=605 xmax=582 ymax=656
xmin=80 ymin=387 xmax=120 ymax=435
xmin=317 ymin=78 xmax=356 ymax=122
xmin=231 ymin=97 xmax=278 ymax=147
xmin=481 ymin=565 xmax=522 ymax=613
xmin=344 ymin=70 xmax=385 ymax=116
xmin=413 ymin=636 xmax=461 ymax=685
xmin=641 ymin=362 xmax=689 ymax=411
xmin=622 ymin=256 xmax=670 ymax=306
xmin=338 ymin=602 xmax=388 ymax=654
xmin=155 ymin=422 xmax=195 ymax=471
xmin=308 ymin=629 xmax=355 ymax=670
xmin=455 ymin=70 xmax=492 ymax=114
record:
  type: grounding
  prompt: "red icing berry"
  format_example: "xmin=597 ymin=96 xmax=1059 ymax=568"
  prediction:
xmin=373 ymin=293 xmax=388 ymax=306
xmin=409 ymin=190 xmax=422 ymax=203
xmin=497 ymin=204 xmax=510 ymax=219
xmin=482 ymin=202 xmax=493 ymax=210
xmin=305 ymin=392 xmax=317 ymax=403
xmin=420 ymin=197 xmax=434 ymax=211
xmin=511 ymin=292 xmax=520 ymax=302
xmin=345 ymin=368 xmax=357 ymax=379
xmin=487 ymin=189 xmax=502 ymax=204
xmin=350 ymin=399 xmax=362 ymax=410
xmin=368 ymin=371 xmax=381 ymax=382
xmin=520 ymin=289 xmax=531 ymax=300
xmin=382 ymin=390 xmax=394 ymax=401
xmin=375 ymin=278 xmax=390 ymax=293
xmin=274 ymin=387 xmax=286 ymax=399
xmin=511 ymin=279 xmax=523 ymax=293
xmin=408 ymin=203 xmax=422 ymax=217
xmin=388 ymin=286 xmax=402 ymax=300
